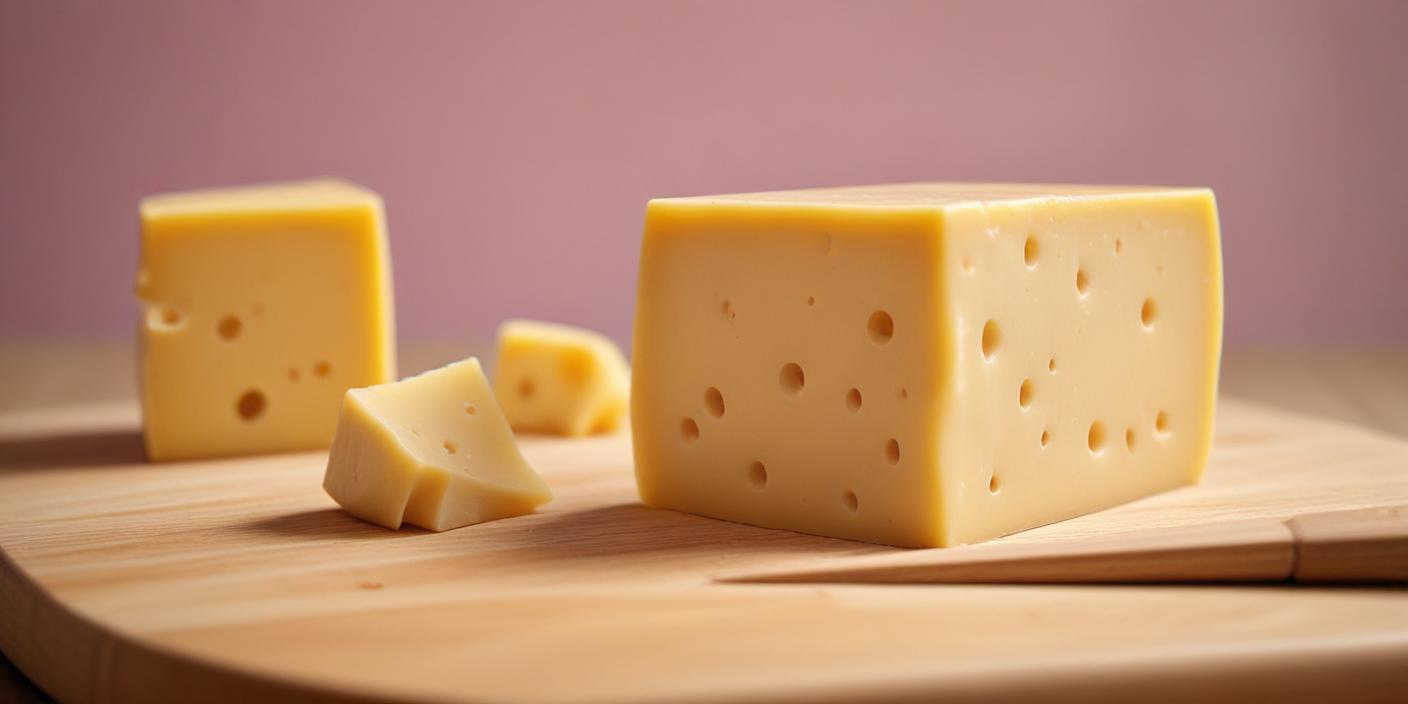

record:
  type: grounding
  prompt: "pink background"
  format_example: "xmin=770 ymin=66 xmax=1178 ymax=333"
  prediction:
xmin=2 ymin=0 xmax=1406 ymax=347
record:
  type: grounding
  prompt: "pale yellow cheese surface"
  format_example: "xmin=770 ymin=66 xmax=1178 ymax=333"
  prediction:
xmin=632 ymin=183 xmax=1222 ymax=547
xmin=136 ymin=179 xmax=396 ymax=461
xmin=493 ymin=320 xmax=630 ymax=436
xmin=322 ymin=357 xmax=552 ymax=531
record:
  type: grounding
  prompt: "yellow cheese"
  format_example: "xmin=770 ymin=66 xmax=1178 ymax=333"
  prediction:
xmin=136 ymin=179 xmax=396 ymax=461
xmin=632 ymin=183 xmax=1222 ymax=547
xmin=493 ymin=320 xmax=630 ymax=436
xmin=322 ymin=357 xmax=552 ymax=531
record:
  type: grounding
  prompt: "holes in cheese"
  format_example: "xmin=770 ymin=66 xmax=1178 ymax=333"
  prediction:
xmin=322 ymin=357 xmax=551 ymax=532
xmin=136 ymin=179 xmax=395 ymax=461
xmin=748 ymin=461 xmax=768 ymax=488
xmin=217 ymin=315 xmax=242 ymax=341
xmin=236 ymin=389 xmax=266 ymax=421
xmin=779 ymin=363 xmax=805 ymax=395
xmin=492 ymin=319 xmax=631 ymax=437
xmin=632 ymin=183 xmax=1221 ymax=547
xmin=704 ymin=387 xmax=726 ymax=419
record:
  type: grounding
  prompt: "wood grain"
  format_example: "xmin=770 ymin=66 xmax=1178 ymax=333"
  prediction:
xmin=2 ymin=397 xmax=1408 ymax=703
xmin=718 ymin=506 xmax=1408 ymax=585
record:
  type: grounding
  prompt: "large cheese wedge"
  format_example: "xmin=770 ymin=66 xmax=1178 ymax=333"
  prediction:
xmin=493 ymin=320 xmax=630 ymax=436
xmin=136 ymin=179 xmax=395 ymax=461
xmin=323 ymin=357 xmax=552 ymax=531
xmin=632 ymin=183 xmax=1222 ymax=547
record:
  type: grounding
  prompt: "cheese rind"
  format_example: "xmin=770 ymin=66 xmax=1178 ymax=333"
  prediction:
xmin=323 ymin=357 xmax=551 ymax=531
xmin=631 ymin=183 xmax=1222 ymax=547
xmin=136 ymin=179 xmax=395 ymax=461
xmin=493 ymin=320 xmax=630 ymax=436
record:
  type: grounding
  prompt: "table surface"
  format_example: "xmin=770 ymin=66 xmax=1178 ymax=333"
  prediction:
xmin=1 ymin=340 xmax=1406 ymax=701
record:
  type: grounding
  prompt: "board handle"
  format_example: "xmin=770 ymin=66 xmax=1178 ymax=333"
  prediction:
xmin=1288 ymin=506 xmax=1408 ymax=583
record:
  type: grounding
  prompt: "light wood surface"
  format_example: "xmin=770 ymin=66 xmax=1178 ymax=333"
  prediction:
xmin=720 ymin=506 xmax=1408 ymax=585
xmin=2 ymin=394 xmax=1408 ymax=703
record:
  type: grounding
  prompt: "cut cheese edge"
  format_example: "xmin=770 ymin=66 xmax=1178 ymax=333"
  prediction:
xmin=632 ymin=183 xmax=1222 ymax=547
xmin=493 ymin=319 xmax=630 ymax=436
xmin=323 ymin=357 xmax=552 ymax=531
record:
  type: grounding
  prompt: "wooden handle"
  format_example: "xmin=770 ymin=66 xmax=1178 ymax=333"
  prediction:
xmin=1289 ymin=506 xmax=1408 ymax=583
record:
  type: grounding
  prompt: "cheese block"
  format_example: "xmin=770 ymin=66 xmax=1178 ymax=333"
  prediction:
xmin=323 ymin=357 xmax=552 ymax=531
xmin=136 ymin=179 xmax=395 ymax=461
xmin=493 ymin=320 xmax=630 ymax=436
xmin=632 ymin=183 xmax=1222 ymax=547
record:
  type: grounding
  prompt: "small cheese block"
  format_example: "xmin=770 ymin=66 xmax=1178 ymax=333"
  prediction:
xmin=136 ymin=179 xmax=395 ymax=461
xmin=323 ymin=357 xmax=552 ymax=531
xmin=632 ymin=183 xmax=1223 ymax=548
xmin=493 ymin=320 xmax=630 ymax=436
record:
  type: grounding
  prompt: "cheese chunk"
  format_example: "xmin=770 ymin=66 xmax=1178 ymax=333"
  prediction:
xmin=493 ymin=320 xmax=630 ymax=436
xmin=632 ymin=183 xmax=1222 ymax=547
xmin=323 ymin=358 xmax=552 ymax=531
xmin=136 ymin=179 xmax=396 ymax=461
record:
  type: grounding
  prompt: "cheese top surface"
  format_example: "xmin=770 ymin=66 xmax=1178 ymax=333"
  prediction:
xmin=140 ymin=179 xmax=381 ymax=221
xmin=652 ymin=182 xmax=1206 ymax=209
xmin=137 ymin=178 xmax=395 ymax=461
xmin=324 ymin=357 xmax=551 ymax=532
xmin=632 ymin=183 xmax=1222 ymax=547
xmin=494 ymin=319 xmax=630 ymax=437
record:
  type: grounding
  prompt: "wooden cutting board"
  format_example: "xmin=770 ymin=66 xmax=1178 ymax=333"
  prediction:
xmin=1 ymin=397 xmax=1407 ymax=703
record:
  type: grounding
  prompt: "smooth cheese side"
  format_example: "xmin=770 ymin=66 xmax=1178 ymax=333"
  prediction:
xmin=136 ymin=179 xmax=395 ymax=461
xmin=632 ymin=183 xmax=1222 ymax=547
xmin=493 ymin=320 xmax=630 ymax=436
xmin=323 ymin=357 xmax=552 ymax=531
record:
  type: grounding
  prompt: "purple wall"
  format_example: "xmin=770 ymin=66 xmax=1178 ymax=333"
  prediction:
xmin=3 ymin=0 xmax=1406 ymax=346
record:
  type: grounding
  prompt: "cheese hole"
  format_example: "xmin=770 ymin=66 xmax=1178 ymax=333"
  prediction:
xmin=680 ymin=418 xmax=700 ymax=444
xmin=748 ymin=461 xmax=768 ymax=488
xmin=1018 ymin=379 xmax=1034 ymax=409
xmin=1115 ymin=238 xmax=1123 ymax=254
xmin=1048 ymin=356 xmax=1057 ymax=372
xmin=884 ymin=439 xmax=900 ymax=465
xmin=722 ymin=299 xmax=736 ymax=320
xmin=843 ymin=490 xmax=859 ymax=513
xmin=807 ymin=295 xmax=816 ymax=307
xmin=704 ymin=387 xmax=725 ymax=419
xmin=845 ymin=388 xmax=862 ymax=413
xmin=898 ymin=387 xmax=908 ymax=400
xmin=314 ymin=361 xmax=332 ymax=378
xmin=1155 ymin=411 xmax=1170 ymax=435
xmin=1125 ymin=427 xmax=1137 ymax=451
xmin=518 ymin=377 xmax=535 ymax=399
xmin=1040 ymin=429 xmax=1051 ymax=447
xmin=1024 ymin=235 xmax=1039 ymax=267
xmin=156 ymin=307 xmax=183 ymax=328
xmin=779 ymin=363 xmax=805 ymax=395
xmin=463 ymin=403 xmax=478 ymax=417
xmin=1141 ymin=298 xmax=1157 ymax=328
xmin=988 ymin=473 xmax=1001 ymax=494
xmin=287 ymin=368 xmax=300 ymax=382
xmin=981 ymin=320 xmax=1001 ymax=360
xmin=867 ymin=311 xmax=894 ymax=344
xmin=236 ymin=389 xmax=266 ymax=421
xmin=1088 ymin=421 xmax=1107 ymax=454
xmin=217 ymin=315 xmax=242 ymax=340
xmin=1076 ymin=268 xmax=1090 ymax=296
xmin=443 ymin=440 xmax=458 ymax=455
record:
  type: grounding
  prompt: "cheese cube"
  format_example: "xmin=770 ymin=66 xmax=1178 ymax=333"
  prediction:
xmin=323 ymin=357 xmax=552 ymax=531
xmin=493 ymin=320 xmax=630 ymax=436
xmin=632 ymin=184 xmax=1222 ymax=547
xmin=136 ymin=180 xmax=396 ymax=461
